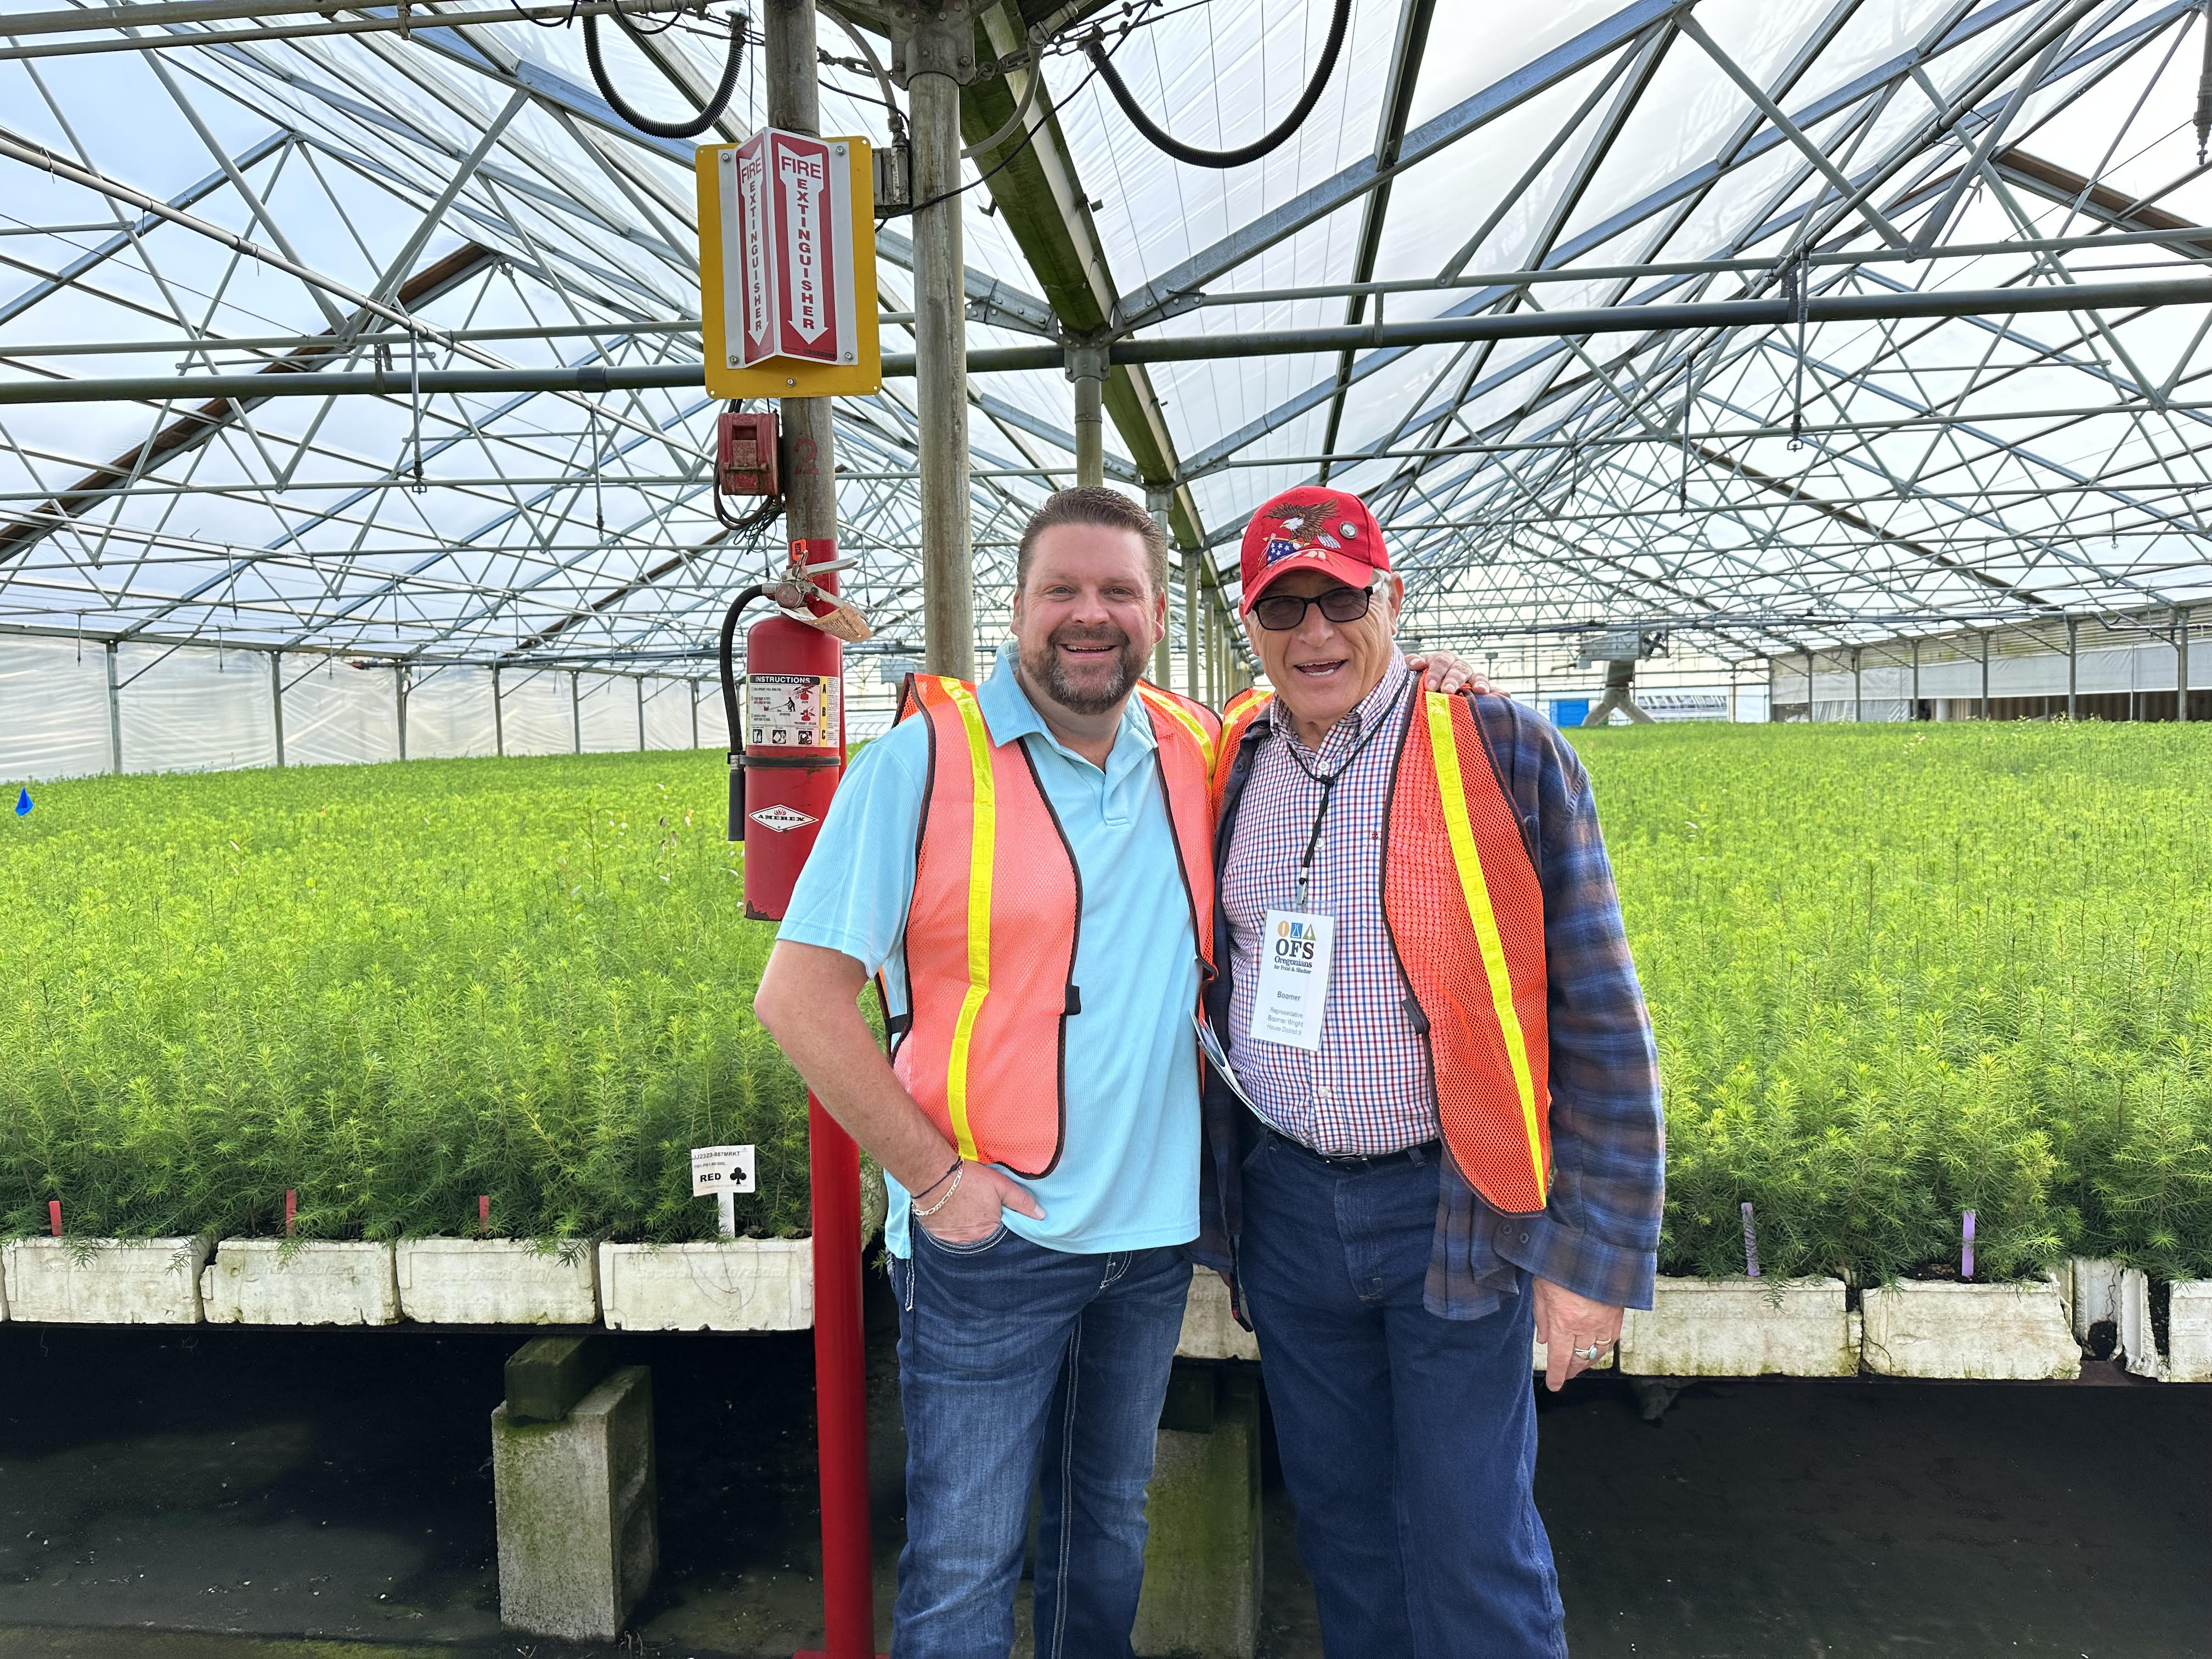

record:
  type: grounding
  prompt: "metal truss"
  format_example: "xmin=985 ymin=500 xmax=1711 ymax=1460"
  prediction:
xmin=4 ymin=0 xmax=2212 ymax=678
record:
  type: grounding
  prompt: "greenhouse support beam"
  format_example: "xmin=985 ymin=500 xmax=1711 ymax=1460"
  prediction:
xmin=494 ymin=666 xmax=506 ymax=758
xmin=766 ymin=7 xmax=876 ymax=1659
xmin=1147 ymin=484 xmax=1173 ymax=686
xmin=2179 ymin=606 xmax=2192 ymax=724
xmin=16 ymin=270 xmax=2212 ymax=409
xmin=910 ymin=9 xmax=978 ymax=683
xmin=2067 ymin=617 xmax=2079 ymax=718
xmin=1981 ymin=631 xmax=1992 ymax=719
xmin=105 ymin=639 xmax=121 ymax=775
xmin=396 ymin=667 xmax=408 ymax=762
xmin=271 ymin=651 xmax=285 ymax=768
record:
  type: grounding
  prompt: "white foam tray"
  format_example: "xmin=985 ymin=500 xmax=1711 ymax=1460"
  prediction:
xmin=1 ymin=1237 xmax=211 ymax=1324
xmin=1860 ymin=1274 xmax=2081 ymax=1379
xmin=2168 ymin=1281 xmax=2212 ymax=1383
xmin=597 ymin=1240 xmax=811 ymax=1330
xmin=394 ymin=1238 xmax=600 ymax=1324
xmin=1620 ymin=1277 xmax=1858 ymax=1377
xmin=201 ymin=1240 xmax=400 ymax=1325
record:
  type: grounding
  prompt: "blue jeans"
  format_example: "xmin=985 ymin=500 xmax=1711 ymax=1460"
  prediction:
xmin=887 ymin=1226 xmax=1188 ymax=1659
xmin=1238 ymin=1124 xmax=1568 ymax=1658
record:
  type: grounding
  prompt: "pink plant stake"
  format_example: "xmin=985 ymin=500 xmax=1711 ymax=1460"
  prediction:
xmin=1962 ymin=1210 xmax=1976 ymax=1280
xmin=285 ymin=1190 xmax=297 ymax=1238
xmin=478 ymin=1194 xmax=491 ymax=1235
xmin=1741 ymin=1201 xmax=1760 ymax=1278
xmin=47 ymin=1199 xmax=61 ymax=1237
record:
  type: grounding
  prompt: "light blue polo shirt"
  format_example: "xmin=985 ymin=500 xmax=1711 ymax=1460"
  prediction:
xmin=775 ymin=646 xmax=1201 ymax=1258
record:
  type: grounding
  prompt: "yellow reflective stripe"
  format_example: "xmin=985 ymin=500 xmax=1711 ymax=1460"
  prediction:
xmin=1424 ymin=691 xmax=1547 ymax=1204
xmin=1138 ymin=684 xmax=1215 ymax=772
xmin=943 ymin=678 xmax=993 ymax=1163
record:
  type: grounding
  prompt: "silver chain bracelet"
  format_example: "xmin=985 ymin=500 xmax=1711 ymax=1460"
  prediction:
xmin=911 ymin=1163 xmax=966 ymax=1219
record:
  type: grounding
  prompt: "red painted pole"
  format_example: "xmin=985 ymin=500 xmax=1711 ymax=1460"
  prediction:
xmin=804 ymin=1094 xmax=876 ymax=1658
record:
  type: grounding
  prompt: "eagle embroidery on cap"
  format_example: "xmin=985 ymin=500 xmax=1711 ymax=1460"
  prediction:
xmin=1263 ymin=495 xmax=1339 ymax=543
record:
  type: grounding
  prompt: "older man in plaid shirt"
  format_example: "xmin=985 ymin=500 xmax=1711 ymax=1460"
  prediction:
xmin=1195 ymin=485 xmax=1664 ymax=1657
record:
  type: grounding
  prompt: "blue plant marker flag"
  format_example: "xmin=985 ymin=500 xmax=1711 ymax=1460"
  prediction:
xmin=12 ymin=788 xmax=27 ymax=817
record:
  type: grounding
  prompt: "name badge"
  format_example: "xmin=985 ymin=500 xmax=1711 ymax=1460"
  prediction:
xmin=1249 ymin=909 xmax=1335 ymax=1052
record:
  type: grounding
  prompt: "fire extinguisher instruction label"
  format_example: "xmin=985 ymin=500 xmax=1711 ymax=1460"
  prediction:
xmin=747 ymin=673 xmax=839 ymax=748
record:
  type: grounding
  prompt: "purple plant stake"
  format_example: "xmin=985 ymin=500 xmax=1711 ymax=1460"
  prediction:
xmin=1741 ymin=1201 xmax=1760 ymax=1278
xmin=1961 ymin=1209 xmax=1976 ymax=1280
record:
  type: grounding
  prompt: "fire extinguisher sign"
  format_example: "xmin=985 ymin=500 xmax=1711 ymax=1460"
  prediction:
xmin=698 ymin=129 xmax=881 ymax=399
xmin=747 ymin=672 xmax=840 ymax=750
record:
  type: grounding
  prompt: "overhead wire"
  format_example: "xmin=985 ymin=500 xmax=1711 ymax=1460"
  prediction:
xmin=583 ymin=2 xmax=746 ymax=139
xmin=1084 ymin=0 xmax=1353 ymax=169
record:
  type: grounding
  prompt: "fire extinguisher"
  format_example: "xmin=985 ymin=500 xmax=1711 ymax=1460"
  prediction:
xmin=714 ymin=419 xmax=871 ymax=921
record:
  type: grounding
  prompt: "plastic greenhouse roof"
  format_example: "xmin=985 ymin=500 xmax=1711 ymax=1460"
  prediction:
xmin=4 ymin=0 xmax=2212 ymax=673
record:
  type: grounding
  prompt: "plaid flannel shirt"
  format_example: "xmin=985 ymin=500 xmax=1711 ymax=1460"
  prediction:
xmin=1196 ymin=680 xmax=1666 ymax=1320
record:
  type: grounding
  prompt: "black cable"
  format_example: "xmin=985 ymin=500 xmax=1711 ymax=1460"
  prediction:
xmin=1085 ymin=0 xmax=1353 ymax=170
xmin=719 ymin=583 xmax=768 ymax=843
xmin=584 ymin=4 xmax=745 ymax=140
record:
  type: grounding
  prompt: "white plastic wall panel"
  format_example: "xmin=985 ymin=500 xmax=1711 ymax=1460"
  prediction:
xmin=283 ymin=659 xmax=400 ymax=768
xmin=640 ymin=677 xmax=695 ymax=750
xmin=695 ymin=684 xmax=731 ymax=749
xmin=403 ymin=665 xmax=498 ymax=759
xmin=0 ymin=635 xmax=112 ymax=779
xmin=576 ymin=672 xmax=639 ymax=753
xmin=498 ymin=669 xmax=575 ymax=756
xmin=119 ymin=644 xmax=276 ymax=774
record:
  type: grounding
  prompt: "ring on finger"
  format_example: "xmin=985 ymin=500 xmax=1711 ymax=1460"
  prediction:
xmin=1572 ymin=1341 xmax=1612 ymax=1362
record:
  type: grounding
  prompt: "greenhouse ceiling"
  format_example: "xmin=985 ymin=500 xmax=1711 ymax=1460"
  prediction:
xmin=4 ymin=0 xmax=2212 ymax=673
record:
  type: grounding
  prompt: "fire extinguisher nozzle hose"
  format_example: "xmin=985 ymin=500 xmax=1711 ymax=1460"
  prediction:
xmin=719 ymin=585 xmax=768 ymax=843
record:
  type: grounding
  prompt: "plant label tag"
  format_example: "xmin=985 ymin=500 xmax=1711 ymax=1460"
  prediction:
xmin=691 ymin=1144 xmax=757 ymax=1197
xmin=1249 ymin=909 xmax=1334 ymax=1052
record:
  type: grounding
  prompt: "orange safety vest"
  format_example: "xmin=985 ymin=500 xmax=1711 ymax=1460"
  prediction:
xmin=1213 ymin=687 xmax=1553 ymax=1215
xmin=889 ymin=675 xmax=1220 ymax=1177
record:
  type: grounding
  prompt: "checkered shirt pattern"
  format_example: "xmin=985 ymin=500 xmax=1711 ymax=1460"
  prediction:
xmin=1198 ymin=678 xmax=1666 ymax=1319
xmin=1221 ymin=652 xmax=1435 ymax=1154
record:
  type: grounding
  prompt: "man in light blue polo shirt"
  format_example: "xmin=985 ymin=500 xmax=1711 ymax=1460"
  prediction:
xmin=755 ymin=488 xmax=1206 ymax=1659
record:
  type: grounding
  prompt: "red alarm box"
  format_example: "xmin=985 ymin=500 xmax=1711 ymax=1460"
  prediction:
xmin=716 ymin=408 xmax=779 ymax=497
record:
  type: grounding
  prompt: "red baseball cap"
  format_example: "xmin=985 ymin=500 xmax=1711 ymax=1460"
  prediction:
xmin=1237 ymin=486 xmax=1389 ymax=614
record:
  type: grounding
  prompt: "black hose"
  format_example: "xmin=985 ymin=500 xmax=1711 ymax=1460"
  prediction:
xmin=718 ymin=583 xmax=767 ymax=842
xmin=584 ymin=5 xmax=745 ymax=140
xmin=1084 ymin=0 xmax=1352 ymax=170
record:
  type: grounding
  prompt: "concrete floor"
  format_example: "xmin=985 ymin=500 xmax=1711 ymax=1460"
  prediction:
xmin=1 ymin=1276 xmax=2205 ymax=1659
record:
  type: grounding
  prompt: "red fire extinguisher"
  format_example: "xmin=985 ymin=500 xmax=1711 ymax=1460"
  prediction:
xmin=714 ymin=418 xmax=870 ymax=921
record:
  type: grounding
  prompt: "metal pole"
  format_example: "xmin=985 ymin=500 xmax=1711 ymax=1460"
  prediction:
xmin=910 ymin=13 xmax=974 ymax=681
xmin=493 ymin=665 xmax=506 ymax=757
xmin=636 ymin=675 xmax=647 ymax=751
xmin=1767 ymin=653 xmax=1777 ymax=722
xmin=105 ymin=638 xmax=122 ymax=773
xmin=2067 ymin=616 xmax=2079 ymax=718
xmin=1068 ymin=341 xmax=1107 ymax=490
xmin=270 ymin=650 xmax=286 ymax=766
xmin=1980 ymin=629 xmax=1991 ymax=719
xmin=396 ymin=665 xmax=408 ymax=760
xmin=571 ymin=670 xmax=582 ymax=753
xmin=1147 ymin=485 xmax=1172 ymax=686
xmin=1804 ymin=650 xmax=1815 ymax=720
xmin=1911 ymin=637 xmax=1920 ymax=719
xmin=1183 ymin=550 xmax=1201 ymax=702
xmin=690 ymin=678 xmax=701 ymax=750
xmin=2179 ymin=605 xmax=2192 ymax=724
xmin=768 ymin=7 xmax=873 ymax=1656
xmin=1853 ymin=647 xmax=1863 ymax=724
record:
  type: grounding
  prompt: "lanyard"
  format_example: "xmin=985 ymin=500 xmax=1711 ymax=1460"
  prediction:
xmin=1276 ymin=677 xmax=1409 ymax=911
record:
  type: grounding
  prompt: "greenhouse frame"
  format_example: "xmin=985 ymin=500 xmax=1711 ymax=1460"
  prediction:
xmin=5 ymin=0 xmax=2212 ymax=774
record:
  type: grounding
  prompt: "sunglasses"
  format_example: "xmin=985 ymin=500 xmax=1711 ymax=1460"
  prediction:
xmin=1250 ymin=585 xmax=1374 ymax=632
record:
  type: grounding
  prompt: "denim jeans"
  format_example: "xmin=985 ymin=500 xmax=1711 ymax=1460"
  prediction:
xmin=1238 ymin=1122 xmax=1568 ymax=1658
xmin=887 ymin=1225 xmax=1189 ymax=1659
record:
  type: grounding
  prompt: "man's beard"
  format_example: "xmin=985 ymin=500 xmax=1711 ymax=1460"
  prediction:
xmin=1023 ymin=624 xmax=1146 ymax=716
